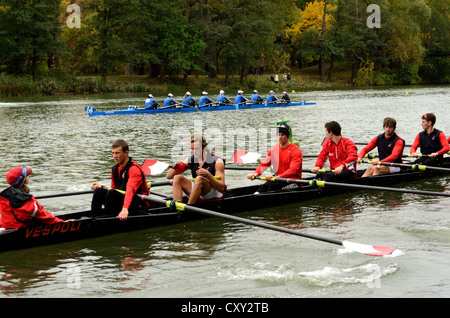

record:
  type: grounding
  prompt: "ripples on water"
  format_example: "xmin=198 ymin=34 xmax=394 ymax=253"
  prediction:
xmin=0 ymin=86 xmax=449 ymax=298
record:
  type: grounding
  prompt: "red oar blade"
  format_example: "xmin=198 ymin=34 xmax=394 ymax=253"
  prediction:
xmin=341 ymin=241 xmax=398 ymax=256
xmin=231 ymin=150 xmax=261 ymax=164
xmin=142 ymin=159 xmax=170 ymax=175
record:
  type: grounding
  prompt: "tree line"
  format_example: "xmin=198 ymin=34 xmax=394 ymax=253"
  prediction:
xmin=0 ymin=0 xmax=448 ymax=86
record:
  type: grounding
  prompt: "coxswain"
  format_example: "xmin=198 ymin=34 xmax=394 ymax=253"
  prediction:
xmin=166 ymin=135 xmax=226 ymax=204
xmin=234 ymin=90 xmax=248 ymax=105
xmin=216 ymin=90 xmax=231 ymax=105
xmin=91 ymin=139 xmax=149 ymax=220
xmin=182 ymin=92 xmax=198 ymax=107
xmin=266 ymin=90 xmax=278 ymax=104
xmin=162 ymin=93 xmax=179 ymax=108
xmin=246 ymin=122 xmax=303 ymax=193
xmin=410 ymin=113 xmax=450 ymax=166
xmin=251 ymin=90 xmax=264 ymax=104
xmin=145 ymin=94 xmax=160 ymax=109
xmin=312 ymin=121 xmax=358 ymax=182
xmin=0 ymin=167 xmax=68 ymax=229
xmin=199 ymin=91 xmax=214 ymax=106
xmin=357 ymin=117 xmax=405 ymax=177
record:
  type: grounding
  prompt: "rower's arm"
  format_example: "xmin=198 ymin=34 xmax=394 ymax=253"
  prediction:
xmin=208 ymin=159 xmax=226 ymax=192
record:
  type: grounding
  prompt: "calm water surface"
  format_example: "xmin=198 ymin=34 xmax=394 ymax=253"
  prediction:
xmin=0 ymin=86 xmax=449 ymax=299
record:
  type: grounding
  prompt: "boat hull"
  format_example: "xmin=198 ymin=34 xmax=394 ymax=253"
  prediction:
xmin=1 ymin=164 xmax=449 ymax=252
xmin=86 ymin=100 xmax=316 ymax=116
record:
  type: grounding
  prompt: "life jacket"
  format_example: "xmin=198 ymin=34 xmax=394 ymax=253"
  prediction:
xmin=112 ymin=158 xmax=148 ymax=194
xmin=419 ymin=129 xmax=443 ymax=155
xmin=376 ymin=133 xmax=405 ymax=163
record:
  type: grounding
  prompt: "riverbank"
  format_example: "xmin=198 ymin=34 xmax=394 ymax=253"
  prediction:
xmin=0 ymin=67 xmax=444 ymax=99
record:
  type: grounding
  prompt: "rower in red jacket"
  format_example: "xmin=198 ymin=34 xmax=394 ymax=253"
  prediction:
xmin=247 ymin=122 xmax=303 ymax=193
xmin=410 ymin=113 xmax=450 ymax=166
xmin=91 ymin=139 xmax=149 ymax=220
xmin=312 ymin=121 xmax=358 ymax=182
xmin=0 ymin=167 xmax=65 ymax=229
xmin=358 ymin=117 xmax=405 ymax=177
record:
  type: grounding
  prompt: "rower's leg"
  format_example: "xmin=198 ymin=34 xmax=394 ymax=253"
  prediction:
xmin=188 ymin=177 xmax=212 ymax=204
xmin=172 ymin=175 xmax=192 ymax=201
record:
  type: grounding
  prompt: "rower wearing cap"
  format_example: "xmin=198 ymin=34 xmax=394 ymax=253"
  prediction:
xmin=182 ymin=92 xmax=198 ymax=107
xmin=0 ymin=167 xmax=66 ymax=229
xmin=163 ymin=93 xmax=179 ymax=108
xmin=281 ymin=91 xmax=290 ymax=103
xmin=145 ymin=94 xmax=160 ymax=109
xmin=234 ymin=90 xmax=248 ymax=105
xmin=266 ymin=90 xmax=278 ymax=104
xmin=312 ymin=121 xmax=358 ymax=182
xmin=410 ymin=113 xmax=450 ymax=166
xmin=216 ymin=90 xmax=231 ymax=105
xmin=251 ymin=90 xmax=264 ymax=104
xmin=358 ymin=117 xmax=405 ymax=177
xmin=246 ymin=122 xmax=303 ymax=193
xmin=199 ymin=91 xmax=214 ymax=106
xmin=166 ymin=135 xmax=226 ymax=204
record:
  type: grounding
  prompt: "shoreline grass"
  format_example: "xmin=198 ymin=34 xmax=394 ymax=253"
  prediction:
xmin=0 ymin=67 xmax=446 ymax=99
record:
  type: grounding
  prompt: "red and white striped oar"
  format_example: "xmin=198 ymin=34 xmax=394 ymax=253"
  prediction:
xmin=231 ymin=150 xmax=261 ymax=164
xmin=141 ymin=159 xmax=170 ymax=175
xmin=341 ymin=241 xmax=398 ymax=256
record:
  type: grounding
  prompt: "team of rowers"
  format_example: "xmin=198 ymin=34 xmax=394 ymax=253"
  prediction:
xmin=145 ymin=90 xmax=291 ymax=109
xmin=1 ymin=113 xmax=449 ymax=230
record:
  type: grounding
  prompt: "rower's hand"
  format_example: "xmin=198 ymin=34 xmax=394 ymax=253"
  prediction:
xmin=411 ymin=152 xmax=419 ymax=158
xmin=196 ymin=168 xmax=210 ymax=178
xmin=430 ymin=152 xmax=438 ymax=158
xmin=264 ymin=175 xmax=274 ymax=181
xmin=311 ymin=166 xmax=320 ymax=173
xmin=334 ymin=165 xmax=344 ymax=175
xmin=91 ymin=182 xmax=102 ymax=190
xmin=117 ymin=208 xmax=129 ymax=221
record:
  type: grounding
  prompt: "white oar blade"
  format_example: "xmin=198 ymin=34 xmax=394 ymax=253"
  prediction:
xmin=231 ymin=150 xmax=261 ymax=164
xmin=142 ymin=159 xmax=170 ymax=175
xmin=341 ymin=240 xmax=397 ymax=256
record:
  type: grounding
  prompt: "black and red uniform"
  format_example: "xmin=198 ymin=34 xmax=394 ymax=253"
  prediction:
xmin=91 ymin=158 xmax=149 ymax=217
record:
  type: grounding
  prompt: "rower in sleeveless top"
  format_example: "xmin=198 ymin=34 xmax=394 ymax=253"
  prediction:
xmin=166 ymin=135 xmax=226 ymax=204
xmin=358 ymin=117 xmax=405 ymax=177
xmin=410 ymin=113 xmax=450 ymax=166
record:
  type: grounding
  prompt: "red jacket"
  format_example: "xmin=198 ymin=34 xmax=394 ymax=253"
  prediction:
xmin=315 ymin=137 xmax=358 ymax=170
xmin=0 ymin=188 xmax=63 ymax=229
xmin=255 ymin=143 xmax=303 ymax=179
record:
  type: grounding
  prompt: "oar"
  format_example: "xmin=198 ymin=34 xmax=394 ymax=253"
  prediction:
xmin=137 ymin=194 xmax=398 ymax=256
xmin=362 ymin=160 xmax=450 ymax=173
xmin=357 ymin=142 xmax=412 ymax=148
xmin=361 ymin=153 xmax=449 ymax=159
xmin=252 ymin=176 xmax=450 ymax=197
xmin=231 ymin=150 xmax=317 ymax=164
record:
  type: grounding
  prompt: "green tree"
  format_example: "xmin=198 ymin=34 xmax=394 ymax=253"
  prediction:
xmin=0 ymin=0 xmax=64 ymax=80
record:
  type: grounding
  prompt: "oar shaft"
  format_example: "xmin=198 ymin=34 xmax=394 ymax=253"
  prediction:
xmin=258 ymin=177 xmax=450 ymax=197
xmin=366 ymin=160 xmax=450 ymax=172
xmin=36 ymin=190 xmax=94 ymax=199
xmin=139 ymin=195 xmax=342 ymax=246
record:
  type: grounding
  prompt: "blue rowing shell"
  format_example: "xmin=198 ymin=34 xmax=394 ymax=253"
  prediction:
xmin=85 ymin=100 xmax=316 ymax=116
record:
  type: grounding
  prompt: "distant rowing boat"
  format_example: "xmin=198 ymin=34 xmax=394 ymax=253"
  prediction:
xmin=85 ymin=100 xmax=316 ymax=116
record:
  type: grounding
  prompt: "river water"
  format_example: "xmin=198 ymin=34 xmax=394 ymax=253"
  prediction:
xmin=0 ymin=86 xmax=449 ymax=301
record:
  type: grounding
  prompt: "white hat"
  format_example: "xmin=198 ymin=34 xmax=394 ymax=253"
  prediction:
xmin=148 ymin=94 xmax=153 ymax=98
xmin=220 ymin=90 xmax=225 ymax=94
xmin=253 ymin=90 xmax=258 ymax=93
xmin=168 ymin=93 xmax=173 ymax=97
xmin=238 ymin=90 xmax=243 ymax=94
xmin=186 ymin=92 xmax=191 ymax=95
xmin=202 ymin=91 xmax=208 ymax=95
xmin=269 ymin=90 xmax=274 ymax=94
